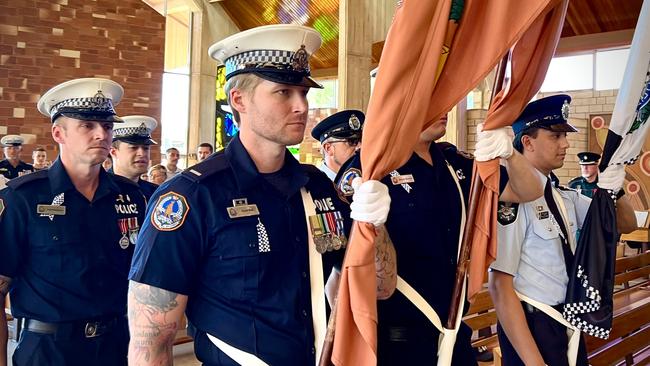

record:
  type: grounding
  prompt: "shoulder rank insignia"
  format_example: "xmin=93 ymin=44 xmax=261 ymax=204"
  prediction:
xmin=457 ymin=150 xmax=474 ymax=160
xmin=338 ymin=168 xmax=361 ymax=196
xmin=497 ymin=202 xmax=519 ymax=226
xmin=151 ymin=192 xmax=190 ymax=231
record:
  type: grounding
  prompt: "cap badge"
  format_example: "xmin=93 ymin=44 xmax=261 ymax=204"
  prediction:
xmin=561 ymin=100 xmax=570 ymax=120
xmin=349 ymin=114 xmax=361 ymax=130
xmin=291 ymin=45 xmax=309 ymax=73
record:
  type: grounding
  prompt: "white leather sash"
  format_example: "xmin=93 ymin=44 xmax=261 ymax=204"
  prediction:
xmin=207 ymin=188 xmax=326 ymax=366
xmin=516 ymin=292 xmax=580 ymax=366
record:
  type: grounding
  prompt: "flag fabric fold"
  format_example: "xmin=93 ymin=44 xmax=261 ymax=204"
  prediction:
xmin=564 ymin=0 xmax=650 ymax=339
xmin=332 ymin=0 xmax=569 ymax=364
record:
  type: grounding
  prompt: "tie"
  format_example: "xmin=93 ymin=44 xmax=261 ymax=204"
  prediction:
xmin=544 ymin=178 xmax=575 ymax=277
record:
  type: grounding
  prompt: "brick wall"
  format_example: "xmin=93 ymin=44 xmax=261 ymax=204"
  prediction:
xmin=465 ymin=89 xmax=618 ymax=185
xmin=299 ymin=108 xmax=337 ymax=165
xmin=0 ymin=0 xmax=165 ymax=165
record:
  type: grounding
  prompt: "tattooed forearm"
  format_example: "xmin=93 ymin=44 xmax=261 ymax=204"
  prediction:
xmin=374 ymin=226 xmax=397 ymax=299
xmin=0 ymin=276 xmax=11 ymax=297
xmin=127 ymin=281 xmax=188 ymax=366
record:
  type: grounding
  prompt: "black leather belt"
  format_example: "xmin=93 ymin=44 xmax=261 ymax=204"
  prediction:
xmin=22 ymin=316 xmax=123 ymax=338
xmin=522 ymin=301 xmax=564 ymax=314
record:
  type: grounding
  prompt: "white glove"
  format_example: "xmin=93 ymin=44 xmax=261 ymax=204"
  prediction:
xmin=350 ymin=178 xmax=391 ymax=227
xmin=474 ymin=123 xmax=514 ymax=162
xmin=598 ymin=164 xmax=626 ymax=192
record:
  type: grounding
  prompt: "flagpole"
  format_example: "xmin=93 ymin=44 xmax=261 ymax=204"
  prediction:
xmin=445 ymin=51 xmax=509 ymax=330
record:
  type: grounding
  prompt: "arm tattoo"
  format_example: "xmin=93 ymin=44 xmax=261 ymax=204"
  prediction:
xmin=0 ymin=276 xmax=11 ymax=297
xmin=374 ymin=226 xmax=397 ymax=299
xmin=128 ymin=281 xmax=183 ymax=366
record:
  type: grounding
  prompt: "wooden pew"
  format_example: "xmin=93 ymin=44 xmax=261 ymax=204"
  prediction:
xmin=586 ymin=251 xmax=650 ymax=365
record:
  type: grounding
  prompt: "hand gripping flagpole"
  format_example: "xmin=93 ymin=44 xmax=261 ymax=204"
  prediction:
xmin=440 ymin=52 xmax=509 ymax=365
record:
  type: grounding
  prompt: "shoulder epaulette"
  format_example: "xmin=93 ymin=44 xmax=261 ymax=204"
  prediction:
xmin=557 ymin=185 xmax=578 ymax=192
xmin=6 ymin=169 xmax=48 ymax=189
xmin=181 ymin=151 xmax=229 ymax=183
xmin=111 ymin=174 xmax=140 ymax=188
xmin=567 ymin=177 xmax=580 ymax=185
xmin=437 ymin=142 xmax=474 ymax=160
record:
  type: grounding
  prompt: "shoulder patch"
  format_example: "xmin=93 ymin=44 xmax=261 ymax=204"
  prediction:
xmin=6 ymin=169 xmax=48 ymax=189
xmin=497 ymin=202 xmax=519 ymax=226
xmin=182 ymin=151 xmax=228 ymax=183
xmin=338 ymin=168 xmax=361 ymax=196
xmin=151 ymin=191 xmax=190 ymax=231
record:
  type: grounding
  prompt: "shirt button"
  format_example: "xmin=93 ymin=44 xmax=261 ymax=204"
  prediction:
xmin=302 ymin=272 xmax=307 ymax=278
xmin=52 ymin=236 xmax=58 ymax=241
xmin=295 ymin=236 xmax=301 ymax=242
xmin=311 ymin=346 xmax=316 ymax=354
xmin=302 ymin=309 xmax=308 ymax=317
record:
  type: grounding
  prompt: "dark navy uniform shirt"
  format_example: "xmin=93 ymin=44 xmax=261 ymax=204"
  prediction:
xmin=0 ymin=159 xmax=146 ymax=322
xmin=129 ymin=135 xmax=349 ymax=365
xmin=137 ymin=178 xmax=158 ymax=201
xmin=0 ymin=159 xmax=34 ymax=179
xmin=336 ymin=143 xmax=508 ymax=324
xmin=568 ymin=176 xmax=598 ymax=199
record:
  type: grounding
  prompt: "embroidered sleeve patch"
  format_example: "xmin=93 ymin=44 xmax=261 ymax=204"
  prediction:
xmin=338 ymin=168 xmax=361 ymax=196
xmin=151 ymin=192 xmax=190 ymax=231
xmin=497 ymin=202 xmax=519 ymax=226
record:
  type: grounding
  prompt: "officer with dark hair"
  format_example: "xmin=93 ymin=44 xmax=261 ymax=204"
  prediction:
xmin=490 ymin=95 xmax=635 ymax=366
xmin=0 ymin=78 xmax=146 ymax=366
xmin=110 ymin=115 xmax=159 ymax=200
xmin=0 ymin=135 xmax=34 ymax=180
xmin=311 ymin=110 xmax=364 ymax=181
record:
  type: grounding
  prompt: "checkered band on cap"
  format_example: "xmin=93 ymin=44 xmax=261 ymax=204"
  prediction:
xmin=225 ymin=49 xmax=308 ymax=77
xmin=50 ymin=94 xmax=117 ymax=117
xmin=113 ymin=123 xmax=151 ymax=139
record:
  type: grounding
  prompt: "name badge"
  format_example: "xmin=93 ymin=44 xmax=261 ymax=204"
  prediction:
xmin=391 ymin=174 xmax=415 ymax=185
xmin=37 ymin=204 xmax=66 ymax=216
xmin=537 ymin=211 xmax=549 ymax=220
xmin=227 ymin=198 xmax=260 ymax=218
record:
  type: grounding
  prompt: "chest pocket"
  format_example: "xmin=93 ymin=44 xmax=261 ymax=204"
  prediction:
xmin=531 ymin=214 xmax=560 ymax=241
xmin=30 ymin=215 xmax=87 ymax=276
xmin=213 ymin=217 xmax=261 ymax=301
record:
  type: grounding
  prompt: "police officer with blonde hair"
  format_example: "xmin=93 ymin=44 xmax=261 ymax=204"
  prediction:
xmin=0 ymin=78 xmax=146 ymax=366
xmin=127 ymin=25 xmax=395 ymax=366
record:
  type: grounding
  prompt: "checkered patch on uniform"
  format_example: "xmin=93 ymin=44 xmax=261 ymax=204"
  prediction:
xmin=151 ymin=192 xmax=190 ymax=231
xmin=562 ymin=264 xmax=611 ymax=339
xmin=497 ymin=202 xmax=518 ymax=225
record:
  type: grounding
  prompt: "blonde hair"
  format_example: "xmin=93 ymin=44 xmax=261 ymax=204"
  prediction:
xmin=225 ymin=73 xmax=264 ymax=123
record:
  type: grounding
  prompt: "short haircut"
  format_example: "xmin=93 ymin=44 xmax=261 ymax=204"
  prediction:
xmin=148 ymin=164 xmax=167 ymax=175
xmin=166 ymin=147 xmax=179 ymax=154
xmin=198 ymin=142 xmax=213 ymax=153
xmin=513 ymin=127 xmax=541 ymax=153
xmin=34 ymin=146 xmax=46 ymax=152
xmin=225 ymin=73 xmax=264 ymax=123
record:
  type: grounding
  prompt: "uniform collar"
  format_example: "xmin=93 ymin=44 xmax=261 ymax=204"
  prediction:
xmin=49 ymin=158 xmax=120 ymax=199
xmin=225 ymin=134 xmax=309 ymax=193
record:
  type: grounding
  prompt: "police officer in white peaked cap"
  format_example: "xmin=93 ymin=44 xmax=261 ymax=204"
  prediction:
xmin=127 ymin=24 xmax=396 ymax=366
xmin=0 ymin=134 xmax=34 ymax=179
xmin=0 ymin=78 xmax=146 ymax=366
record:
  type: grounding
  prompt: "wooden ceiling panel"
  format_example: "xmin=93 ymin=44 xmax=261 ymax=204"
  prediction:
xmin=215 ymin=0 xmax=643 ymax=70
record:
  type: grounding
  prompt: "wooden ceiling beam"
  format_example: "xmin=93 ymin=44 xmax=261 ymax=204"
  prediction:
xmin=556 ymin=29 xmax=634 ymax=56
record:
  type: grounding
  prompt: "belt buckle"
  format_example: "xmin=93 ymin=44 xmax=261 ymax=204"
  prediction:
xmin=85 ymin=322 xmax=100 ymax=338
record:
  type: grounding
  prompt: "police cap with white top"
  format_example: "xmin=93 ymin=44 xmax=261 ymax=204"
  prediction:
xmin=37 ymin=78 xmax=124 ymax=123
xmin=113 ymin=115 xmax=158 ymax=145
xmin=1 ymin=135 xmax=25 ymax=147
xmin=208 ymin=24 xmax=323 ymax=89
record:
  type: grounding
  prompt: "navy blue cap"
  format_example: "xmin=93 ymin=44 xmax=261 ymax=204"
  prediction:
xmin=512 ymin=94 xmax=577 ymax=135
xmin=577 ymin=151 xmax=600 ymax=165
xmin=311 ymin=110 xmax=364 ymax=142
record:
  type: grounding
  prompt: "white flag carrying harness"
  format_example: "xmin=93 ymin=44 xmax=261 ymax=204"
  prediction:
xmin=395 ymin=162 xmax=467 ymax=366
xmin=207 ymin=188 xmax=327 ymax=366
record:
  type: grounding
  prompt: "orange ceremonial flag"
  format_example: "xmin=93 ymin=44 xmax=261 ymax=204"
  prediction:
xmin=332 ymin=0 xmax=568 ymax=364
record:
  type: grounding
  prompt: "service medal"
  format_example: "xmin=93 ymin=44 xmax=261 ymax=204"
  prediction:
xmin=119 ymin=235 xmax=130 ymax=249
